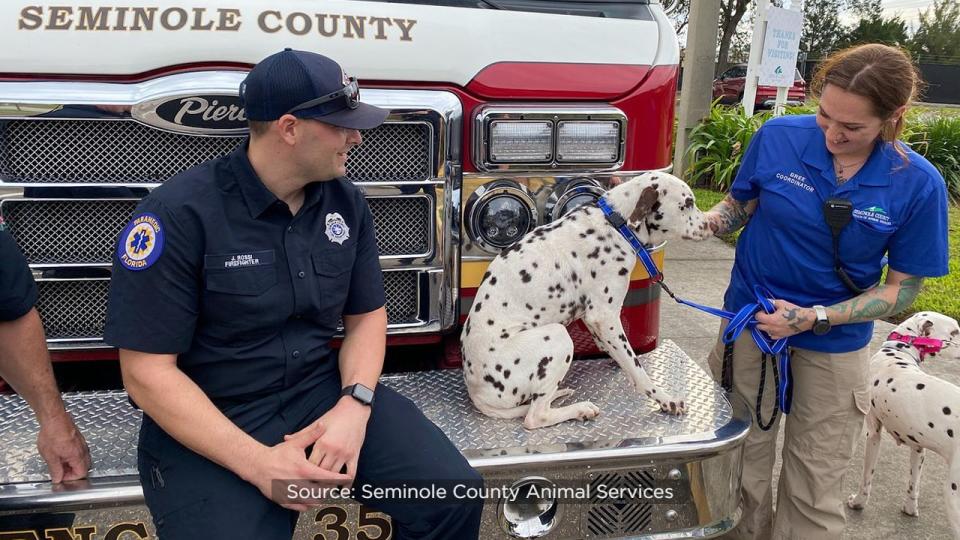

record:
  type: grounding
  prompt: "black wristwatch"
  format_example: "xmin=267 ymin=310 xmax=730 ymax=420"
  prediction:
xmin=812 ymin=305 xmax=831 ymax=336
xmin=341 ymin=383 xmax=375 ymax=406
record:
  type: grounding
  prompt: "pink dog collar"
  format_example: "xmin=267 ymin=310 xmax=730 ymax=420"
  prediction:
xmin=886 ymin=331 xmax=944 ymax=360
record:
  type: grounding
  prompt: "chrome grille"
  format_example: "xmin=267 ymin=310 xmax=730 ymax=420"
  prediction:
xmin=585 ymin=470 xmax=655 ymax=537
xmin=368 ymin=197 xmax=431 ymax=256
xmin=383 ymin=271 xmax=419 ymax=325
xmin=3 ymin=199 xmax=137 ymax=265
xmin=36 ymin=280 xmax=109 ymax=341
xmin=2 ymin=197 xmax=430 ymax=265
xmin=0 ymin=120 xmax=431 ymax=183
xmin=35 ymin=272 xmax=419 ymax=343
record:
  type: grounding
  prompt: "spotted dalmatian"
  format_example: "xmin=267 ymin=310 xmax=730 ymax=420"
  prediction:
xmin=461 ymin=172 xmax=711 ymax=429
xmin=847 ymin=312 xmax=960 ymax=532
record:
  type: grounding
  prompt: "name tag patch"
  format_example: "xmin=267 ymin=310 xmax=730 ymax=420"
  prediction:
xmin=205 ymin=250 xmax=275 ymax=269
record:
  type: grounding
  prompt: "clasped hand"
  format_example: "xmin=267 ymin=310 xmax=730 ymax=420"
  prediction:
xmin=754 ymin=299 xmax=815 ymax=340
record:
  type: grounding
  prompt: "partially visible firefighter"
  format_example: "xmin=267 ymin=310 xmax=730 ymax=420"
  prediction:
xmin=0 ymin=225 xmax=90 ymax=483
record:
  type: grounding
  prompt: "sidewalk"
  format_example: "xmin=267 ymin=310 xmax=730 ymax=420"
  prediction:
xmin=660 ymin=237 xmax=956 ymax=540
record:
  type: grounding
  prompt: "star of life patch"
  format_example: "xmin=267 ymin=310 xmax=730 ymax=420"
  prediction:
xmin=117 ymin=212 xmax=165 ymax=271
xmin=325 ymin=212 xmax=350 ymax=245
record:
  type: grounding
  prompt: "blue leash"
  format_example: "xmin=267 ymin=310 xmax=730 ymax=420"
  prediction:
xmin=597 ymin=195 xmax=793 ymax=424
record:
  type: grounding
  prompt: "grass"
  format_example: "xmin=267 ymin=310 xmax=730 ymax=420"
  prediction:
xmin=691 ymin=188 xmax=960 ymax=321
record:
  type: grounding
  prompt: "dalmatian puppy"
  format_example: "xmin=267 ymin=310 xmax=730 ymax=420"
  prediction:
xmin=461 ymin=172 xmax=710 ymax=429
xmin=847 ymin=312 xmax=960 ymax=532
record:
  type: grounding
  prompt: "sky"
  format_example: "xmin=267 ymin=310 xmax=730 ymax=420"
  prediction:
xmin=879 ymin=0 xmax=938 ymax=28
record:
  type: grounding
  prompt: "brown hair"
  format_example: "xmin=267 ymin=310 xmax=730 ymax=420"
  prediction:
xmin=247 ymin=120 xmax=272 ymax=138
xmin=811 ymin=43 xmax=925 ymax=164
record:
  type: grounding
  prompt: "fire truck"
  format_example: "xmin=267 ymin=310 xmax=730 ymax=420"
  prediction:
xmin=0 ymin=1 xmax=749 ymax=538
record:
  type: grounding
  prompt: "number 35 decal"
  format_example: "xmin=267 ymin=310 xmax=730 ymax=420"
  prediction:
xmin=314 ymin=506 xmax=392 ymax=540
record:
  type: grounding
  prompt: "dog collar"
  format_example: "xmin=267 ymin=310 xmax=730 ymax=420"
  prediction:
xmin=885 ymin=331 xmax=944 ymax=361
xmin=596 ymin=195 xmax=662 ymax=283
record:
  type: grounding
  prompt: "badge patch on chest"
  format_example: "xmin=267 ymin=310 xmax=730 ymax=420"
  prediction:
xmin=325 ymin=212 xmax=350 ymax=245
xmin=118 ymin=213 xmax=165 ymax=271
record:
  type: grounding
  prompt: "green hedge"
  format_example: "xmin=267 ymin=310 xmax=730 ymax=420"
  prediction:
xmin=685 ymin=103 xmax=960 ymax=203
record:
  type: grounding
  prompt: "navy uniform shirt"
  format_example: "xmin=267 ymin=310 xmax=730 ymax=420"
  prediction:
xmin=0 ymin=228 xmax=38 ymax=321
xmin=726 ymin=114 xmax=949 ymax=353
xmin=104 ymin=142 xmax=385 ymax=404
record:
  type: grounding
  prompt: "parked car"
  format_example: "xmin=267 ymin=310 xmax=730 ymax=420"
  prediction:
xmin=713 ymin=63 xmax=806 ymax=108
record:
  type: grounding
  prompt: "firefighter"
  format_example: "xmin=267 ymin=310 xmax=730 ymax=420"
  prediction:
xmin=104 ymin=49 xmax=483 ymax=540
xmin=0 ymin=227 xmax=90 ymax=483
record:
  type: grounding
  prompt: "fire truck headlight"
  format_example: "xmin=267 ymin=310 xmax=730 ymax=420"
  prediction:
xmin=466 ymin=180 xmax=537 ymax=251
xmin=545 ymin=178 xmax=604 ymax=222
xmin=488 ymin=121 xmax=553 ymax=163
xmin=556 ymin=121 xmax=621 ymax=163
xmin=498 ymin=477 xmax=561 ymax=538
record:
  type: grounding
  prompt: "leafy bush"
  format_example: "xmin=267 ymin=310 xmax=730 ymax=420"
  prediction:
xmin=683 ymin=103 xmax=770 ymax=192
xmin=685 ymin=103 xmax=960 ymax=202
xmin=903 ymin=114 xmax=960 ymax=204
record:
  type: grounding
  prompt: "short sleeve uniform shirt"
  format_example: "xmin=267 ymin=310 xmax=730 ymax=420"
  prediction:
xmin=0 ymin=228 xmax=38 ymax=322
xmin=726 ymin=115 xmax=949 ymax=353
xmin=104 ymin=142 xmax=385 ymax=403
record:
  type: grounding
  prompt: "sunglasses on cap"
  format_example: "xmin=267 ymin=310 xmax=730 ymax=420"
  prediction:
xmin=286 ymin=78 xmax=360 ymax=115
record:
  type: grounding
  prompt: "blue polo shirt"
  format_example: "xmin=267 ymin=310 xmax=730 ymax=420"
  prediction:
xmin=725 ymin=114 xmax=949 ymax=353
xmin=104 ymin=142 xmax=385 ymax=404
xmin=0 ymin=229 xmax=38 ymax=321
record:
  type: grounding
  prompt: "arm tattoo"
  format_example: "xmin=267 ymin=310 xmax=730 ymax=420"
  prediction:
xmin=782 ymin=308 xmax=810 ymax=333
xmin=709 ymin=194 xmax=753 ymax=236
xmin=829 ymin=277 xmax=924 ymax=324
xmin=893 ymin=276 xmax=923 ymax=314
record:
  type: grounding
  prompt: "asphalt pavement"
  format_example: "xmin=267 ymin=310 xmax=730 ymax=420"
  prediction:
xmin=660 ymin=236 xmax=957 ymax=540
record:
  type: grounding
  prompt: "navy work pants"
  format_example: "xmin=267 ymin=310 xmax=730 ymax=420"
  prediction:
xmin=137 ymin=367 xmax=483 ymax=539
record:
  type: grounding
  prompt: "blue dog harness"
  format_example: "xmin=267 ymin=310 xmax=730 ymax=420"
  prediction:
xmin=598 ymin=195 xmax=792 ymax=428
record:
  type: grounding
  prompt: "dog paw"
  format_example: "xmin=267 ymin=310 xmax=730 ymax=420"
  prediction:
xmin=846 ymin=493 xmax=867 ymax=510
xmin=901 ymin=501 xmax=920 ymax=517
xmin=576 ymin=401 xmax=601 ymax=421
xmin=653 ymin=395 xmax=686 ymax=415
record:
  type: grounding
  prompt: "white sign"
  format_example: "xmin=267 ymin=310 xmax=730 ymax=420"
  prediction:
xmin=758 ymin=7 xmax=802 ymax=87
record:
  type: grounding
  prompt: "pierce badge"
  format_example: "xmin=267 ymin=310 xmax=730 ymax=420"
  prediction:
xmin=325 ymin=212 xmax=350 ymax=245
xmin=118 ymin=213 xmax=165 ymax=271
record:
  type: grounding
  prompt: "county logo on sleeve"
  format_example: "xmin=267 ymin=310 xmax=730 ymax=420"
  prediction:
xmin=117 ymin=213 xmax=165 ymax=271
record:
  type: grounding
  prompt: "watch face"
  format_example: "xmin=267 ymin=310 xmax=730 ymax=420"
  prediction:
xmin=354 ymin=385 xmax=375 ymax=404
xmin=813 ymin=321 xmax=831 ymax=336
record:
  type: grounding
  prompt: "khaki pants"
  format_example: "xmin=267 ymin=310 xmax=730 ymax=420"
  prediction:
xmin=708 ymin=322 xmax=870 ymax=540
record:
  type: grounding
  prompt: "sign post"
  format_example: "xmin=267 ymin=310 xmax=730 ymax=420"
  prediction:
xmin=759 ymin=6 xmax=803 ymax=116
xmin=741 ymin=1 xmax=803 ymax=117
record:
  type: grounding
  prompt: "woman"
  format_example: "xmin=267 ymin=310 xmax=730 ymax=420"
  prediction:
xmin=704 ymin=44 xmax=950 ymax=540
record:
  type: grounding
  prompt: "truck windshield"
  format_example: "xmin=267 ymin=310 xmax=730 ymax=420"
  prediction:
xmin=366 ymin=0 xmax=655 ymax=20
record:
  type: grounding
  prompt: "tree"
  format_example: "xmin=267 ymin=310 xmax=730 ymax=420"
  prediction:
xmin=667 ymin=0 xmax=691 ymax=40
xmin=716 ymin=0 xmax=751 ymax=76
xmin=801 ymin=0 xmax=846 ymax=58
xmin=848 ymin=0 xmax=882 ymax=18
xmin=910 ymin=0 xmax=960 ymax=63
xmin=839 ymin=15 xmax=910 ymax=49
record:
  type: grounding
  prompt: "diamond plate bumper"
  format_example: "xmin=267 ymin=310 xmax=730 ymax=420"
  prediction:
xmin=0 ymin=341 xmax=749 ymax=539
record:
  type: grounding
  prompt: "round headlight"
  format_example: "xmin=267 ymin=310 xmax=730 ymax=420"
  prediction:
xmin=466 ymin=181 xmax=537 ymax=252
xmin=498 ymin=477 xmax=561 ymax=538
xmin=545 ymin=178 xmax=605 ymax=222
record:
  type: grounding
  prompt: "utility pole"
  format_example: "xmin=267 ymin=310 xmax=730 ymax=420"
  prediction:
xmin=672 ymin=0 xmax=722 ymax=179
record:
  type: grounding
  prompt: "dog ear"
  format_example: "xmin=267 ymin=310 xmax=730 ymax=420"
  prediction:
xmin=629 ymin=185 xmax=659 ymax=223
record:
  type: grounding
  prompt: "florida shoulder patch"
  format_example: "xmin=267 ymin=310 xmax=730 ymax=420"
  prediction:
xmin=118 ymin=212 xmax=165 ymax=271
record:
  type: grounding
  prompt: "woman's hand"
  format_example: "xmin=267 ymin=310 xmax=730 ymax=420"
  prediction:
xmin=754 ymin=299 xmax=815 ymax=340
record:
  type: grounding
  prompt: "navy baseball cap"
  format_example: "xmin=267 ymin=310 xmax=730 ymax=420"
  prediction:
xmin=240 ymin=48 xmax=387 ymax=129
